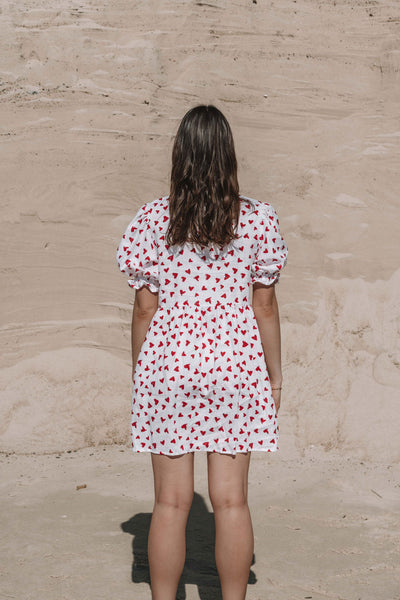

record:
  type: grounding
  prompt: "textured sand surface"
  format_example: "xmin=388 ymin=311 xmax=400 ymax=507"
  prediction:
xmin=1 ymin=0 xmax=399 ymax=598
xmin=1 ymin=446 xmax=399 ymax=600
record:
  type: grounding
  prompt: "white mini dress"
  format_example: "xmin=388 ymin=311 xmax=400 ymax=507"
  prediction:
xmin=116 ymin=195 xmax=288 ymax=455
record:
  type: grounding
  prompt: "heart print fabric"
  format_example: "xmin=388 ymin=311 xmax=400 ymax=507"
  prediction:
xmin=116 ymin=195 xmax=288 ymax=455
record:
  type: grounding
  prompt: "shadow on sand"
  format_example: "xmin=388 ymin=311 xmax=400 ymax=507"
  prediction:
xmin=121 ymin=491 xmax=256 ymax=600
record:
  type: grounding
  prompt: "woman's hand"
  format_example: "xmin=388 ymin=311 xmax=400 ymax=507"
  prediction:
xmin=271 ymin=387 xmax=281 ymax=414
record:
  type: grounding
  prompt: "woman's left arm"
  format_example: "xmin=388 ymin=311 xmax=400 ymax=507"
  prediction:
xmin=131 ymin=286 xmax=159 ymax=380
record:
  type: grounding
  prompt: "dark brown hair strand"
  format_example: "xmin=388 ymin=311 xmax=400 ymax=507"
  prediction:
xmin=166 ymin=105 xmax=245 ymax=248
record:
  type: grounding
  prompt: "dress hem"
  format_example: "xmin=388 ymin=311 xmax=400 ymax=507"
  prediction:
xmin=130 ymin=446 xmax=279 ymax=456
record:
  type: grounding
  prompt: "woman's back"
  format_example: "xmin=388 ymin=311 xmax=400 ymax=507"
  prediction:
xmin=117 ymin=195 xmax=287 ymax=308
xmin=116 ymin=193 xmax=287 ymax=455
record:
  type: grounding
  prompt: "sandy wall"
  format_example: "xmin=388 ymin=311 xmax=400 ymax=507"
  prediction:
xmin=1 ymin=0 xmax=399 ymax=460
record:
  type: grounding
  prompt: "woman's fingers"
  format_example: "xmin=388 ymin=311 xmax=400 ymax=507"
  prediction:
xmin=271 ymin=389 xmax=281 ymax=413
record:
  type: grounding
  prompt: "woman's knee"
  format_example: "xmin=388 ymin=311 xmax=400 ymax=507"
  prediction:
xmin=208 ymin=486 xmax=248 ymax=511
xmin=155 ymin=489 xmax=194 ymax=512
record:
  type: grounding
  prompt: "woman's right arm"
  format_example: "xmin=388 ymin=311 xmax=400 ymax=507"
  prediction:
xmin=251 ymin=282 xmax=282 ymax=412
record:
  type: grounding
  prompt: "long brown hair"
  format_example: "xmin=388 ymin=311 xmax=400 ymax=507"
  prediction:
xmin=166 ymin=105 xmax=242 ymax=248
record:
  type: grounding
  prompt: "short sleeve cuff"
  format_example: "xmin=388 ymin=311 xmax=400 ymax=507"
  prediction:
xmin=251 ymin=271 xmax=281 ymax=286
xmin=127 ymin=274 xmax=159 ymax=293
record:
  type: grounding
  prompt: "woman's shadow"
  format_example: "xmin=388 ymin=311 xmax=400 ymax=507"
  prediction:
xmin=121 ymin=491 xmax=256 ymax=600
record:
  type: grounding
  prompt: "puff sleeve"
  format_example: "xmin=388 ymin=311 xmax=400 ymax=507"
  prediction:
xmin=116 ymin=203 xmax=159 ymax=292
xmin=250 ymin=202 xmax=288 ymax=286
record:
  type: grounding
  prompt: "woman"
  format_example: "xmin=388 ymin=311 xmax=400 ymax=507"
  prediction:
xmin=117 ymin=105 xmax=288 ymax=599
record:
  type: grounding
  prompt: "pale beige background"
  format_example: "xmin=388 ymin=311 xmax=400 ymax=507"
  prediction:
xmin=1 ymin=1 xmax=399 ymax=599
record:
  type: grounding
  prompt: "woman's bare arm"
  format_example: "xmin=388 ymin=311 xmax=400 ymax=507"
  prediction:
xmin=131 ymin=286 xmax=159 ymax=379
xmin=251 ymin=282 xmax=282 ymax=412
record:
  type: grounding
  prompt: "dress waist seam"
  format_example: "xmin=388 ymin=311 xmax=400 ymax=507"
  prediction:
xmin=158 ymin=301 xmax=253 ymax=310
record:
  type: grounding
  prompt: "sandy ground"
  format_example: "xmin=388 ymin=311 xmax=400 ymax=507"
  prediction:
xmin=1 ymin=445 xmax=399 ymax=600
xmin=1 ymin=0 xmax=400 ymax=598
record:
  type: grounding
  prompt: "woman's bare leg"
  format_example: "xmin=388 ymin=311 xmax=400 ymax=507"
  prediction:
xmin=207 ymin=451 xmax=253 ymax=600
xmin=148 ymin=452 xmax=195 ymax=600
